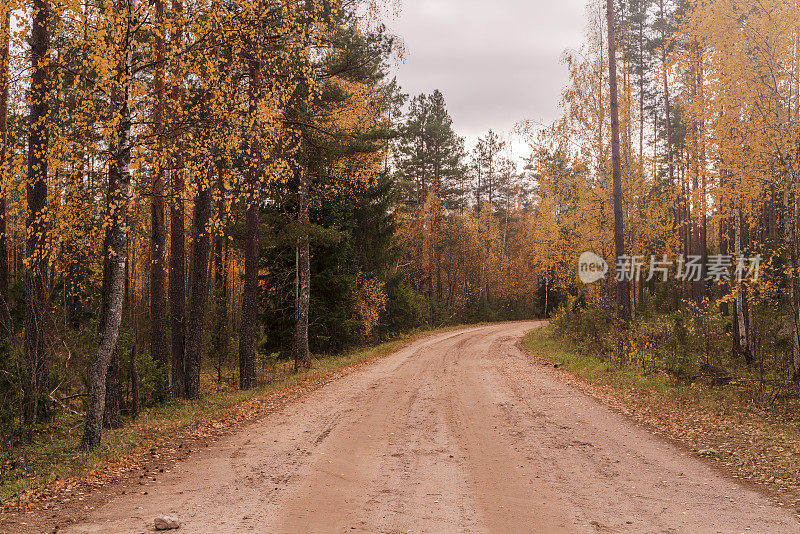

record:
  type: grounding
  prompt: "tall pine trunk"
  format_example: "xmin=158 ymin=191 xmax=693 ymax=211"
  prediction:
xmin=150 ymin=0 xmax=169 ymax=399
xmin=239 ymin=55 xmax=261 ymax=390
xmin=793 ymin=194 xmax=800 ymax=380
xmin=659 ymin=0 xmax=680 ymax=311
xmin=784 ymin=183 xmax=800 ymax=379
xmin=169 ymin=170 xmax=186 ymax=396
xmin=606 ymin=0 xmax=630 ymax=323
xmin=692 ymin=49 xmax=707 ymax=306
xmin=0 ymin=7 xmax=11 ymax=338
xmin=24 ymin=0 xmax=50 ymax=432
xmin=169 ymin=0 xmax=186 ymax=397
xmin=184 ymin=26 xmax=219 ymax=398
xmin=184 ymin=179 xmax=211 ymax=398
xmin=129 ymin=262 xmax=140 ymax=418
xmin=637 ymin=12 xmax=644 ymax=176
xmin=212 ymin=168 xmax=228 ymax=382
xmin=130 ymin=343 xmax=140 ymax=418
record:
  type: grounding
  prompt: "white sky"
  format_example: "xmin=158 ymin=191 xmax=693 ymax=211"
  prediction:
xmin=382 ymin=0 xmax=588 ymax=156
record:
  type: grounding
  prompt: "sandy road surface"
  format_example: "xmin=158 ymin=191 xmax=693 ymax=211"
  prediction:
xmin=55 ymin=322 xmax=798 ymax=533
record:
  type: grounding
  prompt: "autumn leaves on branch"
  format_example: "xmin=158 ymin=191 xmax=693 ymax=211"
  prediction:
xmin=527 ymin=0 xmax=800 ymax=379
xmin=2 ymin=0 xmax=396 ymax=448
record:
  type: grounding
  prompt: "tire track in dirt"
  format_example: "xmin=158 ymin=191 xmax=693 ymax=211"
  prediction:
xmin=46 ymin=322 xmax=799 ymax=533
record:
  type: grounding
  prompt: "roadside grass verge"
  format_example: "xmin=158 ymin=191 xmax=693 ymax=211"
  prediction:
xmin=523 ymin=326 xmax=800 ymax=504
xmin=0 ymin=325 xmax=461 ymax=511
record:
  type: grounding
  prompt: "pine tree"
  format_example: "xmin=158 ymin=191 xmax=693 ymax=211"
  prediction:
xmin=0 ymin=5 xmax=10 ymax=339
xmin=24 ymin=0 xmax=51 ymax=432
xmin=169 ymin=0 xmax=187 ymax=398
xmin=150 ymin=0 xmax=169 ymax=400
xmin=395 ymin=91 xmax=466 ymax=211
xmin=473 ymin=130 xmax=504 ymax=208
xmin=607 ymin=0 xmax=631 ymax=323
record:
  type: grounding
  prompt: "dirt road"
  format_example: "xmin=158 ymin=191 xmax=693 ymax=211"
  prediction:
xmin=58 ymin=322 xmax=798 ymax=533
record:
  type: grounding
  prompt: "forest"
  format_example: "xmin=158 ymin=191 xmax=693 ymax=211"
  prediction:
xmin=531 ymin=0 xmax=800 ymax=408
xmin=1 ymin=0 xmax=799 ymax=477
xmin=0 ymin=0 xmax=545 ymax=454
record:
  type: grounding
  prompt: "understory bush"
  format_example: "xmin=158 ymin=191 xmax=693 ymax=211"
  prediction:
xmin=550 ymin=294 xmax=799 ymax=407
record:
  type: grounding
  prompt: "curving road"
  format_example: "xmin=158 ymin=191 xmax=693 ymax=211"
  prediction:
xmin=60 ymin=322 xmax=798 ymax=533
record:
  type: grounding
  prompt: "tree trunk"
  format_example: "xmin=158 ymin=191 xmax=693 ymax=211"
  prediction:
xmin=103 ymin=344 xmax=121 ymax=429
xmin=733 ymin=207 xmax=752 ymax=364
xmin=793 ymin=193 xmax=800 ymax=380
xmin=544 ymin=274 xmax=549 ymax=318
xmin=184 ymin=9 xmax=220 ymax=399
xmin=82 ymin=220 xmax=126 ymax=447
xmin=168 ymin=0 xmax=186 ymax=397
xmin=150 ymin=0 xmax=169 ymax=400
xmin=130 ymin=342 xmax=140 ymax=419
xmin=692 ymin=50 xmax=707 ymax=306
xmin=659 ymin=0 xmax=679 ymax=312
xmin=0 ymin=7 xmax=11 ymax=338
xmin=184 ymin=178 xmax=212 ymax=399
xmin=719 ymin=171 xmax=730 ymax=317
xmin=783 ymin=186 xmax=800 ymax=379
xmin=82 ymin=50 xmax=129 ymax=447
xmin=638 ymin=12 xmax=644 ymax=174
xmin=239 ymin=193 xmax=258 ymax=386
xmin=499 ymin=194 xmax=509 ymax=299
xmin=295 ymin=171 xmax=311 ymax=370
xmin=24 ymin=0 xmax=51 ymax=433
xmin=129 ymin=261 xmax=140 ymax=418
xmin=212 ymin=168 xmax=228 ymax=382
xmin=103 ymin=228 xmax=130 ymax=429
xmin=606 ymin=0 xmax=630 ymax=323
xmin=239 ymin=55 xmax=260 ymax=390
xmin=169 ymin=177 xmax=186 ymax=396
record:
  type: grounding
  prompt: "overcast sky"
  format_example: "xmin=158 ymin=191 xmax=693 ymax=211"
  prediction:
xmin=382 ymin=0 xmax=588 ymax=154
